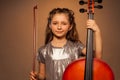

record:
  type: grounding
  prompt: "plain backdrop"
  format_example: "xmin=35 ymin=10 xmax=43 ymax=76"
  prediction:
xmin=0 ymin=0 xmax=120 ymax=80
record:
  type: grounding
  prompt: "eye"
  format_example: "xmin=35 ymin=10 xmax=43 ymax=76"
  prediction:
xmin=52 ymin=22 xmax=58 ymax=25
xmin=62 ymin=22 xmax=68 ymax=25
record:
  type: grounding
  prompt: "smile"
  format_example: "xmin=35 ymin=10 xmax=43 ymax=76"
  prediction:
xmin=56 ymin=31 xmax=64 ymax=33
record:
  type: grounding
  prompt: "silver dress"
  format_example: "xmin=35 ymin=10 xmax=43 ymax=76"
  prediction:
xmin=37 ymin=40 xmax=84 ymax=80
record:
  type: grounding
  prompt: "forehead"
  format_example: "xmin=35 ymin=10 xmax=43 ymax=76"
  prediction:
xmin=52 ymin=13 xmax=69 ymax=20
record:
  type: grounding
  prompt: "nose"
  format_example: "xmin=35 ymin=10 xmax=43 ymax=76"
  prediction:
xmin=57 ymin=25 xmax=62 ymax=30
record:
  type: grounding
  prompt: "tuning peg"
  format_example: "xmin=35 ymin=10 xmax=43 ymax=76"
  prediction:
xmin=94 ymin=0 xmax=102 ymax=3
xmin=79 ymin=0 xmax=87 ymax=5
xmin=94 ymin=5 xmax=103 ymax=9
xmin=79 ymin=8 xmax=87 ymax=13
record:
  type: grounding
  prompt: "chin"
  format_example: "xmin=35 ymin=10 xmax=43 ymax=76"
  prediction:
xmin=55 ymin=34 xmax=66 ymax=39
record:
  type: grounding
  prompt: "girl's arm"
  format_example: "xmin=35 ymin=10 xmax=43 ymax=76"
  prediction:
xmin=29 ymin=62 xmax=45 ymax=80
xmin=38 ymin=62 xmax=46 ymax=80
xmin=82 ymin=19 xmax=102 ymax=59
xmin=94 ymin=29 xmax=102 ymax=59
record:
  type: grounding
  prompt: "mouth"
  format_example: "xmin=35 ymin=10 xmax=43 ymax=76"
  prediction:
xmin=56 ymin=31 xmax=64 ymax=33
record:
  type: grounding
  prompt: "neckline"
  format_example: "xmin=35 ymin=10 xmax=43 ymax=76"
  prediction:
xmin=50 ymin=40 xmax=68 ymax=48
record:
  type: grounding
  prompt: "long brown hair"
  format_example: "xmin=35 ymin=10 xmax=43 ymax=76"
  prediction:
xmin=45 ymin=8 xmax=80 ymax=44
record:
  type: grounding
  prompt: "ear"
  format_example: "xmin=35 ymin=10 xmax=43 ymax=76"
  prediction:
xmin=68 ymin=25 xmax=73 ymax=31
xmin=49 ymin=24 xmax=52 ymax=29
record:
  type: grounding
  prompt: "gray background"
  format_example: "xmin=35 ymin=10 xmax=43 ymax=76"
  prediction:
xmin=0 ymin=0 xmax=120 ymax=80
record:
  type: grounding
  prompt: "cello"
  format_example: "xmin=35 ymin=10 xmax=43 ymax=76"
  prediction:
xmin=62 ymin=0 xmax=114 ymax=80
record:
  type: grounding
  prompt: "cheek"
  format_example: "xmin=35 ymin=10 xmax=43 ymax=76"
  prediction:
xmin=51 ymin=25 xmax=57 ymax=30
xmin=49 ymin=24 xmax=54 ymax=30
xmin=64 ymin=26 xmax=71 ymax=31
xmin=50 ymin=26 xmax=57 ymax=32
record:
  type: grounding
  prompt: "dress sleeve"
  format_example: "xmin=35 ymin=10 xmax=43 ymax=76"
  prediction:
xmin=76 ymin=41 xmax=85 ymax=50
xmin=76 ymin=41 xmax=85 ymax=56
xmin=37 ymin=47 xmax=45 ymax=64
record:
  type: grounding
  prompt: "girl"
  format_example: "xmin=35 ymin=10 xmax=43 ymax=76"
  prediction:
xmin=30 ymin=8 xmax=102 ymax=80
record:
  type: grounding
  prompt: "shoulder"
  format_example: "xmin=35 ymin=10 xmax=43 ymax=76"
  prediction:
xmin=38 ymin=43 xmax=51 ymax=53
xmin=68 ymin=40 xmax=84 ymax=46
xmin=38 ymin=45 xmax=46 ymax=52
xmin=68 ymin=40 xmax=85 ymax=49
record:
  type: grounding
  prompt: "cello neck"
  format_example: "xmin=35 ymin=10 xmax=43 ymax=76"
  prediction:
xmin=84 ymin=0 xmax=94 ymax=80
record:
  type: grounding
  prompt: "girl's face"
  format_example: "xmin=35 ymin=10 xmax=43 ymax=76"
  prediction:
xmin=50 ymin=13 xmax=72 ymax=39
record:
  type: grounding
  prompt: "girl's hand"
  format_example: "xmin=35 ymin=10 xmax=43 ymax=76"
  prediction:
xmin=86 ymin=19 xmax=100 ymax=32
xmin=29 ymin=71 xmax=38 ymax=80
xmin=86 ymin=19 xmax=102 ymax=59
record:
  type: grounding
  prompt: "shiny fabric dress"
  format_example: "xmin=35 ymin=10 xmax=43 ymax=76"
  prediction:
xmin=37 ymin=40 xmax=84 ymax=80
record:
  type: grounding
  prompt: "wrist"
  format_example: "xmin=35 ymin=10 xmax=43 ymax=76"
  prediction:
xmin=94 ymin=29 xmax=101 ymax=34
xmin=37 ymin=73 xmax=45 ymax=80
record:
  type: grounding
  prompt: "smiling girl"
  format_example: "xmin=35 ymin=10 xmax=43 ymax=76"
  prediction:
xmin=30 ymin=8 xmax=102 ymax=80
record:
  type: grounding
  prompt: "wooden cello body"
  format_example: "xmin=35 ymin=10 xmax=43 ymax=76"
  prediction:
xmin=62 ymin=0 xmax=114 ymax=80
xmin=62 ymin=58 xmax=114 ymax=80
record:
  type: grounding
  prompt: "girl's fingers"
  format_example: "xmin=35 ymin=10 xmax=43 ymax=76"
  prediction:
xmin=87 ymin=20 xmax=96 ymax=27
xmin=29 ymin=71 xmax=37 ymax=80
xmin=31 ymin=76 xmax=36 ymax=80
xmin=86 ymin=20 xmax=99 ymax=32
